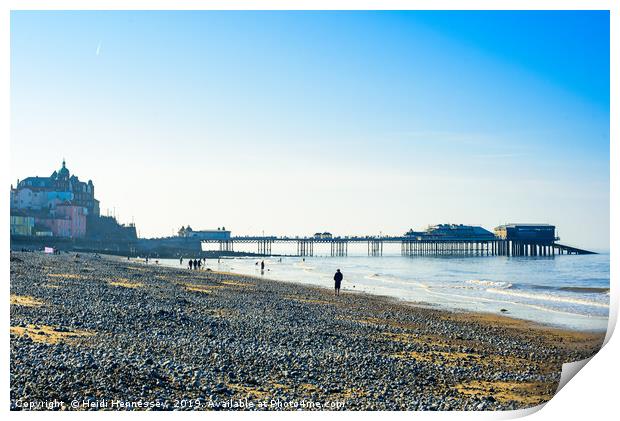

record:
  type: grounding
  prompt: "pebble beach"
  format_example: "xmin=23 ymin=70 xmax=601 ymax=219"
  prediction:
xmin=10 ymin=252 xmax=605 ymax=411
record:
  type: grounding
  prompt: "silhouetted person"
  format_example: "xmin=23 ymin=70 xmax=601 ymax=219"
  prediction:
xmin=197 ymin=259 xmax=202 ymax=270
xmin=261 ymin=260 xmax=265 ymax=271
xmin=194 ymin=259 xmax=199 ymax=270
xmin=334 ymin=269 xmax=343 ymax=296
xmin=180 ymin=257 xmax=183 ymax=265
xmin=189 ymin=259 xmax=194 ymax=270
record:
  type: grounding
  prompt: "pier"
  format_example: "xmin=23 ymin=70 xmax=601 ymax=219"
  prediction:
xmin=202 ymin=234 xmax=594 ymax=258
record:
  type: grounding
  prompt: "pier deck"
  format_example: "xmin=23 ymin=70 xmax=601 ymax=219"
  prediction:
xmin=202 ymin=236 xmax=596 ymax=257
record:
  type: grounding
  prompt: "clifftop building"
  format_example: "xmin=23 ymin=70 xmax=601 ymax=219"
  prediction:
xmin=10 ymin=160 xmax=108 ymax=239
xmin=11 ymin=160 xmax=99 ymax=217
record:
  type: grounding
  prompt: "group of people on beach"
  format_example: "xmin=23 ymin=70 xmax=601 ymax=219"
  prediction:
xmin=180 ymin=255 xmax=344 ymax=295
xmin=182 ymin=257 xmax=207 ymax=270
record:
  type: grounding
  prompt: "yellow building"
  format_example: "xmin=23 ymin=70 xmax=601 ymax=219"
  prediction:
xmin=10 ymin=215 xmax=35 ymax=236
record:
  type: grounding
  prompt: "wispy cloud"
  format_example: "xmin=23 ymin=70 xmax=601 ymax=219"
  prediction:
xmin=471 ymin=152 xmax=527 ymax=159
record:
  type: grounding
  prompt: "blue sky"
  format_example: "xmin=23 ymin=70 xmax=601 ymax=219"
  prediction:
xmin=10 ymin=11 xmax=609 ymax=249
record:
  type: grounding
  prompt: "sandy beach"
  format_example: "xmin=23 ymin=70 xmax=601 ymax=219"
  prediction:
xmin=10 ymin=252 xmax=605 ymax=411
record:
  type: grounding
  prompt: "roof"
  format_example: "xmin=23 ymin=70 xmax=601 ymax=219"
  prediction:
xmin=424 ymin=224 xmax=495 ymax=239
xmin=496 ymin=223 xmax=554 ymax=228
xmin=19 ymin=176 xmax=54 ymax=188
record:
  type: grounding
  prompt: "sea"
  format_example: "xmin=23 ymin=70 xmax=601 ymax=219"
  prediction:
xmin=154 ymin=247 xmax=610 ymax=332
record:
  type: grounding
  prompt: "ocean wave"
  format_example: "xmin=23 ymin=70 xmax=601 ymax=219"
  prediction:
xmin=529 ymin=284 xmax=559 ymax=291
xmin=364 ymin=273 xmax=428 ymax=288
xmin=529 ymin=284 xmax=609 ymax=294
xmin=466 ymin=279 xmax=512 ymax=289
xmin=365 ymin=273 xmax=398 ymax=282
xmin=486 ymin=288 xmax=609 ymax=308
xmin=420 ymin=287 xmax=607 ymax=319
xmin=559 ymin=286 xmax=610 ymax=294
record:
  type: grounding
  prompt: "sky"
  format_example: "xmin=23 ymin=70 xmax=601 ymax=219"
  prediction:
xmin=10 ymin=11 xmax=610 ymax=250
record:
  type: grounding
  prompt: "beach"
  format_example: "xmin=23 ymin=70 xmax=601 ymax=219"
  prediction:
xmin=161 ymin=253 xmax=611 ymax=332
xmin=10 ymin=252 xmax=605 ymax=411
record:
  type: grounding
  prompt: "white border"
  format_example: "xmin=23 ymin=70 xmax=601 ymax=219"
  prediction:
xmin=3 ymin=1 xmax=617 ymax=420
xmin=2 ymin=0 xmax=618 ymax=11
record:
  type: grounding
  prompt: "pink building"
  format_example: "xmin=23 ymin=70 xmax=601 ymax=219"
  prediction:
xmin=36 ymin=204 xmax=87 ymax=238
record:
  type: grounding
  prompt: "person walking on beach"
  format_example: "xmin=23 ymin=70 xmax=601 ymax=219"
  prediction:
xmin=334 ymin=269 xmax=343 ymax=296
xmin=180 ymin=257 xmax=183 ymax=265
xmin=189 ymin=259 xmax=194 ymax=270
xmin=261 ymin=260 xmax=265 ymax=271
